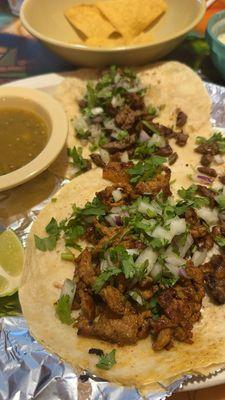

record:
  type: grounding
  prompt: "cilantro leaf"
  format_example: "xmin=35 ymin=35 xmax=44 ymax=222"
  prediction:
xmin=109 ymin=245 xmax=136 ymax=279
xmin=128 ymin=156 xmax=165 ymax=183
xmin=46 ymin=218 xmax=60 ymax=236
xmin=215 ymin=236 xmax=225 ymax=247
xmin=92 ymin=268 xmax=121 ymax=293
xmin=215 ymin=194 xmax=225 ymax=210
xmin=177 ymin=185 xmax=210 ymax=211
xmin=96 ymin=349 xmax=116 ymax=370
xmin=55 ymin=294 xmax=74 ymax=325
xmin=73 ymin=197 xmax=106 ymax=218
xmin=67 ymin=146 xmax=89 ymax=174
xmin=34 ymin=234 xmax=57 ymax=252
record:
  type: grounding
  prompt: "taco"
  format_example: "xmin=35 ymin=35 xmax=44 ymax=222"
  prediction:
xmin=51 ymin=61 xmax=211 ymax=188
xmin=19 ymin=63 xmax=225 ymax=390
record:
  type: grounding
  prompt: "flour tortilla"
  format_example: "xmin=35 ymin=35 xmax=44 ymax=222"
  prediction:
xmin=20 ymin=63 xmax=221 ymax=389
xmin=52 ymin=61 xmax=211 ymax=193
xmin=20 ymin=167 xmax=225 ymax=388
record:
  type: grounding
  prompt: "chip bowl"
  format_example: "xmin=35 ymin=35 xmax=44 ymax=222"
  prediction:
xmin=20 ymin=0 xmax=205 ymax=67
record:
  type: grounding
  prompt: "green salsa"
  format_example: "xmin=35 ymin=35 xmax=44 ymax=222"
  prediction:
xmin=0 ymin=107 xmax=49 ymax=176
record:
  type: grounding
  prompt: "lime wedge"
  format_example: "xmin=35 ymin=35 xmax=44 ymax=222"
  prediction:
xmin=0 ymin=229 xmax=24 ymax=297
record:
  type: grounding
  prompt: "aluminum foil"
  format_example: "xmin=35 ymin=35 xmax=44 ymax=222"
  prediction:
xmin=0 ymin=81 xmax=225 ymax=400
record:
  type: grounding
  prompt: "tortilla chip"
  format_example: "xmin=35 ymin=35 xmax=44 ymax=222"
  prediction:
xmin=96 ymin=0 xmax=167 ymax=38
xmin=128 ymin=31 xmax=153 ymax=45
xmin=65 ymin=4 xmax=115 ymax=39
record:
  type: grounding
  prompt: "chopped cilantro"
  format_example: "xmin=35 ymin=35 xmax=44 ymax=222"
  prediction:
xmin=114 ymin=130 xmax=128 ymax=140
xmin=67 ymin=146 xmax=89 ymax=174
xmin=34 ymin=234 xmax=57 ymax=252
xmin=196 ymin=132 xmax=225 ymax=153
xmin=177 ymin=185 xmax=210 ymax=211
xmin=143 ymin=121 xmax=161 ymax=135
xmin=148 ymin=105 xmax=158 ymax=116
xmin=96 ymin=349 xmax=116 ymax=370
xmin=149 ymin=296 xmax=161 ymax=319
xmin=215 ymin=236 xmax=225 ymax=247
xmin=134 ymin=141 xmax=155 ymax=159
xmin=92 ymin=268 xmax=121 ymax=293
xmin=109 ymin=245 xmax=137 ymax=279
xmin=51 ymin=197 xmax=57 ymax=203
xmin=215 ymin=193 xmax=225 ymax=210
xmin=73 ymin=197 xmax=106 ymax=218
xmin=128 ymin=156 xmax=165 ymax=183
xmin=46 ymin=217 xmax=60 ymax=236
xmin=55 ymin=294 xmax=74 ymax=325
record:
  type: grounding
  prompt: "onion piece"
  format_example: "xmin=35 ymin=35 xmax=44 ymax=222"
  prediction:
xmin=197 ymin=207 xmax=218 ymax=226
xmin=139 ymin=130 xmax=150 ymax=143
xmin=151 ymin=262 xmax=162 ymax=279
xmin=112 ymin=189 xmax=123 ymax=202
xmin=196 ymin=175 xmax=214 ymax=185
xmin=135 ymin=247 xmax=157 ymax=274
xmin=179 ymin=234 xmax=194 ymax=257
xmin=148 ymin=133 xmax=166 ymax=148
xmin=214 ymin=154 xmax=224 ymax=164
xmin=166 ymin=263 xmax=179 ymax=277
xmin=91 ymin=107 xmax=104 ymax=115
xmin=121 ymin=151 xmax=129 ymax=162
xmin=169 ymin=218 xmax=186 ymax=239
xmin=100 ymin=259 xmax=110 ymax=272
xmin=60 ymin=279 xmax=76 ymax=307
xmin=192 ymin=250 xmax=207 ymax=267
xmin=105 ymin=214 xmax=122 ymax=226
xmin=100 ymin=148 xmax=110 ymax=164
xmin=165 ymin=247 xmax=185 ymax=267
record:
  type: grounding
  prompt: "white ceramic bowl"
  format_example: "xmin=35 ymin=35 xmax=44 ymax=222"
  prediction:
xmin=20 ymin=0 xmax=206 ymax=67
xmin=0 ymin=87 xmax=68 ymax=191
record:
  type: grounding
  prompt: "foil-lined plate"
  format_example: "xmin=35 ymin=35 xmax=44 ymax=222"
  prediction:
xmin=0 ymin=76 xmax=225 ymax=400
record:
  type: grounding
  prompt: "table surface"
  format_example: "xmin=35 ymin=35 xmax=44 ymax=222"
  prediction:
xmin=1 ymin=1 xmax=225 ymax=399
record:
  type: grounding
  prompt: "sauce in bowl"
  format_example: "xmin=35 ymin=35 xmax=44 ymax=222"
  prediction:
xmin=0 ymin=107 xmax=48 ymax=176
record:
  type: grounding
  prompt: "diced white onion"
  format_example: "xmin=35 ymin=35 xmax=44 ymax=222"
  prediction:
xmin=152 ymin=226 xmax=172 ymax=241
xmin=127 ymin=249 xmax=140 ymax=256
xmin=192 ymin=250 xmax=207 ymax=266
xmin=91 ymin=107 xmax=103 ymax=115
xmin=165 ymin=247 xmax=185 ymax=267
xmin=111 ymin=95 xmax=123 ymax=107
xmin=152 ymin=218 xmax=186 ymax=243
xmin=165 ymin=263 xmax=179 ymax=277
xmin=138 ymin=201 xmax=161 ymax=216
xmin=139 ymin=130 xmax=150 ymax=143
xmin=214 ymin=154 xmax=224 ymax=164
xmin=100 ymin=148 xmax=110 ymax=164
xmin=103 ymin=119 xmax=116 ymax=131
xmin=60 ymin=279 xmax=76 ymax=307
xmin=148 ymin=133 xmax=166 ymax=148
xmin=121 ymin=151 xmax=129 ymax=162
xmin=100 ymin=259 xmax=110 ymax=272
xmin=197 ymin=207 xmax=218 ymax=226
xmin=150 ymin=262 xmax=162 ymax=278
xmin=179 ymin=234 xmax=194 ymax=257
xmin=112 ymin=189 xmax=123 ymax=202
xmin=105 ymin=214 xmax=122 ymax=227
xmin=169 ymin=218 xmax=186 ymax=238
xmin=135 ymin=247 xmax=157 ymax=274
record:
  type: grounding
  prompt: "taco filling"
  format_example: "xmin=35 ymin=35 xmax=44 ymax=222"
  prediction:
xmin=72 ymin=66 xmax=188 ymax=172
xmin=34 ymin=156 xmax=225 ymax=352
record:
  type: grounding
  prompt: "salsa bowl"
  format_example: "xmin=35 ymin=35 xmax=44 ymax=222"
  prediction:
xmin=0 ymin=87 xmax=68 ymax=192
